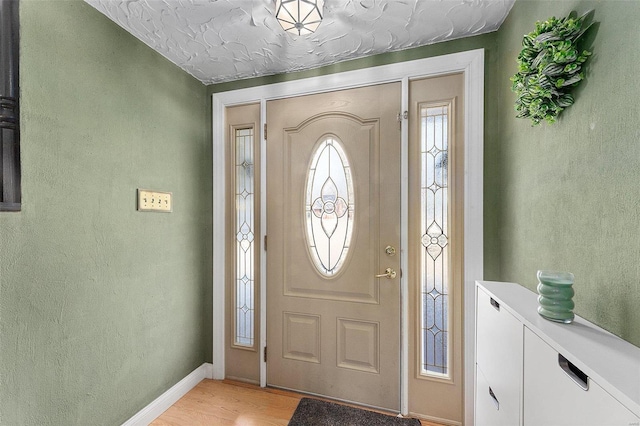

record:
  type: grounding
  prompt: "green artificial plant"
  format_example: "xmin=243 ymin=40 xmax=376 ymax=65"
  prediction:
xmin=511 ymin=11 xmax=593 ymax=125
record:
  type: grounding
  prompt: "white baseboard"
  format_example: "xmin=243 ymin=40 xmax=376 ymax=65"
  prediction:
xmin=122 ymin=362 xmax=214 ymax=426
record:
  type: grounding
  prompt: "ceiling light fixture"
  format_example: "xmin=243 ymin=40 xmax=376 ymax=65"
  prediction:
xmin=275 ymin=0 xmax=324 ymax=36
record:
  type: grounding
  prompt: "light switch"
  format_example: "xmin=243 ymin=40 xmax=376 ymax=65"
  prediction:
xmin=137 ymin=189 xmax=172 ymax=212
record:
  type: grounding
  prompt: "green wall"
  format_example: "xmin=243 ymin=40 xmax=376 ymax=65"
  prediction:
xmin=0 ymin=1 xmax=211 ymax=424
xmin=495 ymin=0 xmax=640 ymax=348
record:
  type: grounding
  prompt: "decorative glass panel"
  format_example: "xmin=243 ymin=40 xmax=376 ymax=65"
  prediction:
xmin=305 ymin=137 xmax=354 ymax=277
xmin=235 ymin=127 xmax=255 ymax=347
xmin=420 ymin=104 xmax=450 ymax=377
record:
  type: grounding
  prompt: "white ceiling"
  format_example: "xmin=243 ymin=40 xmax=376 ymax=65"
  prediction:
xmin=85 ymin=0 xmax=515 ymax=85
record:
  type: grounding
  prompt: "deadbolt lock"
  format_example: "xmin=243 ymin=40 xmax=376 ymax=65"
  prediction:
xmin=385 ymin=245 xmax=397 ymax=256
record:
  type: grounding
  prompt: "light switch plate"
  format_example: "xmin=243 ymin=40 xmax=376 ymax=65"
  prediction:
xmin=137 ymin=189 xmax=172 ymax=212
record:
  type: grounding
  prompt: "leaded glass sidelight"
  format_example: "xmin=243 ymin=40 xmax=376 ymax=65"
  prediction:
xmin=234 ymin=127 xmax=255 ymax=347
xmin=420 ymin=104 xmax=450 ymax=377
xmin=305 ymin=137 xmax=354 ymax=277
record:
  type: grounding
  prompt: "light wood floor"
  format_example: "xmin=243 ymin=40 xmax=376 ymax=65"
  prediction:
xmin=151 ymin=380 xmax=442 ymax=426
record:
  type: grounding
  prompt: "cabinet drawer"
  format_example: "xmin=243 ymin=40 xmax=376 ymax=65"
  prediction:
xmin=523 ymin=327 xmax=640 ymax=426
xmin=476 ymin=286 xmax=523 ymax=423
xmin=476 ymin=366 xmax=516 ymax=426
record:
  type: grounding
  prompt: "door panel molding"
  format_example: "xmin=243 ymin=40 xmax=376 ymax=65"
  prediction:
xmin=212 ymin=49 xmax=484 ymax=425
xmin=282 ymin=312 xmax=321 ymax=363
xmin=281 ymin=112 xmax=380 ymax=303
xmin=337 ymin=318 xmax=380 ymax=374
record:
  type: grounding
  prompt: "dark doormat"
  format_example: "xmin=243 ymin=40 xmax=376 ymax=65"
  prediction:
xmin=288 ymin=398 xmax=422 ymax=426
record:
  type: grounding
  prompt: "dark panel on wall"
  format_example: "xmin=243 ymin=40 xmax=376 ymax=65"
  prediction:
xmin=0 ymin=0 xmax=20 ymax=211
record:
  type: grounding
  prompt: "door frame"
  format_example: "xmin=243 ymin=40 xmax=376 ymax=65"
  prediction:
xmin=211 ymin=49 xmax=484 ymax=425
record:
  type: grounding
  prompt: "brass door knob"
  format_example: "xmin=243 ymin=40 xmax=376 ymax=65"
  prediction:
xmin=375 ymin=268 xmax=397 ymax=279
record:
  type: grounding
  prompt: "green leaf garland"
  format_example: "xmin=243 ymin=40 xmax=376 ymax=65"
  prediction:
xmin=511 ymin=11 xmax=593 ymax=125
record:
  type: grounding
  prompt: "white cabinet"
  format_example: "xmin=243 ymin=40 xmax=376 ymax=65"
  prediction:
xmin=475 ymin=281 xmax=640 ymax=426
xmin=524 ymin=327 xmax=638 ymax=426
xmin=475 ymin=287 xmax=522 ymax=426
xmin=476 ymin=367 xmax=509 ymax=426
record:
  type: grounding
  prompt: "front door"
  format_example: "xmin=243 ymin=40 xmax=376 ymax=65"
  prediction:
xmin=266 ymin=83 xmax=401 ymax=410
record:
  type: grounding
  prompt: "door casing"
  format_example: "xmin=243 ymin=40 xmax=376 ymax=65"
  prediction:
xmin=211 ymin=50 xmax=484 ymax=425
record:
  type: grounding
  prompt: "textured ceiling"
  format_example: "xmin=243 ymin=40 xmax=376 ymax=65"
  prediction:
xmin=86 ymin=0 xmax=515 ymax=85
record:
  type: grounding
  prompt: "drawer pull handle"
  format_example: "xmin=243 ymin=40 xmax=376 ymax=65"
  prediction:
xmin=558 ymin=354 xmax=589 ymax=391
xmin=488 ymin=386 xmax=499 ymax=410
xmin=490 ymin=297 xmax=500 ymax=311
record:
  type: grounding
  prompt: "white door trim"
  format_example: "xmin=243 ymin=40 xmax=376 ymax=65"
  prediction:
xmin=211 ymin=49 xmax=484 ymax=425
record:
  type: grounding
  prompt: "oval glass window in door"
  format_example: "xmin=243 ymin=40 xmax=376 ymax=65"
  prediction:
xmin=305 ymin=136 xmax=354 ymax=277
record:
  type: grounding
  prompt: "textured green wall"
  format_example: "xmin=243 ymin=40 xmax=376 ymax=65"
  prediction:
xmin=495 ymin=1 xmax=640 ymax=347
xmin=0 ymin=1 xmax=211 ymax=424
xmin=207 ymin=33 xmax=504 ymax=281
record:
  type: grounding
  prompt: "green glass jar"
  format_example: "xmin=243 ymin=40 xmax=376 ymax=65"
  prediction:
xmin=536 ymin=270 xmax=575 ymax=323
